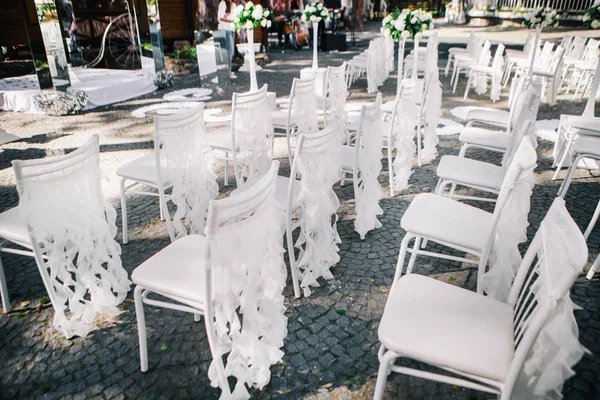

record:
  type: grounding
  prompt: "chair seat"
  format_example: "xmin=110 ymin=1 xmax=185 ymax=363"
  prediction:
xmin=116 ymin=153 xmax=160 ymax=186
xmin=0 ymin=207 xmax=31 ymax=246
xmin=448 ymin=47 xmax=469 ymax=55
xmin=574 ymin=135 xmax=600 ymax=157
xmin=379 ymin=274 xmax=514 ymax=382
xmin=437 ymin=155 xmax=505 ymax=191
xmin=131 ymin=235 xmax=209 ymax=305
xmin=401 ymin=193 xmax=492 ymax=251
xmin=206 ymin=127 xmax=234 ymax=151
xmin=505 ymin=49 xmax=526 ymax=58
xmin=271 ymin=110 xmax=299 ymax=128
xmin=565 ymin=116 xmax=600 ymax=132
xmin=454 ymin=53 xmax=476 ymax=63
xmin=470 ymin=65 xmax=494 ymax=74
xmin=340 ymin=145 xmax=356 ymax=171
xmin=459 ymin=127 xmax=509 ymax=151
xmin=466 ymin=109 xmax=510 ymax=128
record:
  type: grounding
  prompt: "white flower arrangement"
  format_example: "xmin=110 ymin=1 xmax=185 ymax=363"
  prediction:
xmin=381 ymin=8 xmax=433 ymax=41
xmin=523 ymin=8 xmax=560 ymax=29
xmin=232 ymin=1 xmax=272 ymax=31
xmin=584 ymin=4 xmax=600 ymax=29
xmin=302 ymin=2 xmax=330 ymax=22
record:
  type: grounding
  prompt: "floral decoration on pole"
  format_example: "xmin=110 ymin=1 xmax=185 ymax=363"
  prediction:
xmin=382 ymin=8 xmax=432 ymax=89
xmin=232 ymin=1 xmax=272 ymax=92
xmin=584 ymin=4 xmax=600 ymax=29
xmin=303 ymin=2 xmax=330 ymax=69
xmin=523 ymin=8 xmax=560 ymax=29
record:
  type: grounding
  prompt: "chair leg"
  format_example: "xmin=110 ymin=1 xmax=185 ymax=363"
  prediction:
xmin=584 ymin=199 xmax=600 ymax=240
xmin=120 ymin=178 xmax=129 ymax=245
xmin=286 ymin=225 xmax=302 ymax=298
xmin=394 ymin=234 xmax=413 ymax=284
xmin=224 ymin=155 xmax=229 ymax=187
xmin=444 ymin=54 xmax=453 ymax=76
xmin=557 ymin=154 xmax=582 ymax=197
xmin=587 ymin=254 xmax=600 ymax=280
xmin=194 ymin=313 xmax=201 ymax=322
xmin=406 ymin=237 xmax=422 ymax=275
xmin=0 ymin=255 xmax=10 ymax=313
xmin=388 ymin=145 xmax=395 ymax=197
xmin=286 ymin=128 xmax=294 ymax=168
xmin=552 ymin=130 xmax=577 ymax=180
xmin=463 ymin=71 xmax=472 ymax=100
xmin=340 ymin=171 xmax=347 ymax=186
xmin=416 ymin=122 xmax=422 ymax=167
xmin=373 ymin=349 xmax=398 ymax=400
xmin=134 ymin=286 xmax=149 ymax=372
xmin=451 ymin=62 xmax=459 ymax=89
xmin=452 ymin=67 xmax=461 ymax=93
xmin=458 ymin=142 xmax=469 ymax=158
xmin=159 ymin=195 xmax=165 ymax=221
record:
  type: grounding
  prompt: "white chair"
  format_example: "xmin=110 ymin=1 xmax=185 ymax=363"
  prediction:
xmin=436 ymin=109 xmax=536 ymax=203
xmin=117 ymin=104 xmax=205 ymax=244
xmin=321 ymin=63 xmax=348 ymax=127
xmin=531 ymin=46 xmax=565 ymax=106
xmin=464 ymin=43 xmax=505 ymax=102
xmin=272 ymin=76 xmax=318 ymax=166
xmin=394 ymin=138 xmax=537 ymax=295
xmin=13 ymin=135 xmax=131 ymax=338
xmin=502 ymin=32 xmax=535 ymax=86
xmin=564 ymin=38 xmax=600 ymax=94
xmin=458 ymin=80 xmax=541 ymax=159
xmin=285 ymin=125 xmax=342 ymax=298
xmin=451 ymin=39 xmax=491 ymax=93
xmin=207 ymin=85 xmax=273 ymax=188
xmin=132 ymin=161 xmax=285 ymax=397
xmin=374 ymin=197 xmax=588 ymax=400
xmin=444 ymin=32 xmax=480 ymax=76
xmin=0 ymin=207 xmax=31 ymax=313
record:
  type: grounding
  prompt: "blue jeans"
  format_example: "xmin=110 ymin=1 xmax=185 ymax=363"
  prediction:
xmin=225 ymin=30 xmax=235 ymax=73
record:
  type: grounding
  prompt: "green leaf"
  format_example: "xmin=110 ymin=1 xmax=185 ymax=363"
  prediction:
xmin=348 ymin=377 xmax=359 ymax=385
xmin=335 ymin=309 xmax=346 ymax=316
xmin=160 ymin=344 xmax=168 ymax=351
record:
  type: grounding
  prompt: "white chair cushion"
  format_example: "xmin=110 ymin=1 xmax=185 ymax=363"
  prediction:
xmin=379 ymin=274 xmax=514 ymax=382
xmin=574 ymin=135 xmax=600 ymax=157
xmin=401 ymin=193 xmax=492 ymax=251
xmin=437 ymin=155 xmax=505 ymax=191
xmin=271 ymin=110 xmax=299 ymax=128
xmin=206 ymin=126 xmax=233 ymax=151
xmin=0 ymin=207 xmax=31 ymax=246
xmin=459 ymin=127 xmax=509 ymax=151
xmin=131 ymin=235 xmax=209 ymax=305
xmin=567 ymin=116 xmax=600 ymax=132
xmin=116 ymin=153 xmax=160 ymax=186
xmin=466 ymin=109 xmax=510 ymax=128
xmin=340 ymin=145 xmax=356 ymax=171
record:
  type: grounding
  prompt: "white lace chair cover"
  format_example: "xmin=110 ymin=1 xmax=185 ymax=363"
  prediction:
xmin=421 ymin=33 xmax=442 ymax=164
xmin=474 ymin=47 xmax=492 ymax=95
xmin=155 ymin=107 xmax=219 ymax=240
xmin=484 ymin=136 xmax=537 ymax=302
xmin=291 ymin=78 xmax=319 ymax=134
xmin=206 ymin=162 xmax=287 ymax=399
xmin=233 ymin=85 xmax=273 ymax=186
xmin=326 ymin=63 xmax=348 ymax=122
xmin=509 ymin=198 xmax=588 ymax=398
xmin=14 ymin=135 xmax=131 ymax=338
xmin=367 ymin=38 xmax=388 ymax=94
xmin=354 ymin=95 xmax=384 ymax=239
xmin=385 ymin=36 xmax=395 ymax=74
xmin=391 ymin=80 xmax=418 ymax=192
xmin=294 ymin=124 xmax=343 ymax=296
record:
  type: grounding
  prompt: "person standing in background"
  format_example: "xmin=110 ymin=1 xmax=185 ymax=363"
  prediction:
xmin=218 ymin=0 xmax=237 ymax=79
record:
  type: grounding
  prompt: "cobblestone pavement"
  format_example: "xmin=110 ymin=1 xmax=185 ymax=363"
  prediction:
xmin=0 ymin=23 xmax=599 ymax=400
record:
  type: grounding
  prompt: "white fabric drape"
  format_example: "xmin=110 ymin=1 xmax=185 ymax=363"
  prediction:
xmin=207 ymin=195 xmax=287 ymax=399
xmin=514 ymin=200 xmax=588 ymax=399
xmin=18 ymin=144 xmax=131 ymax=338
xmin=294 ymin=130 xmax=342 ymax=296
xmin=421 ymin=33 xmax=441 ymax=164
xmin=367 ymin=38 xmax=390 ymax=94
xmin=159 ymin=123 xmax=219 ymax=239
xmin=293 ymin=83 xmax=319 ymax=134
xmin=391 ymin=81 xmax=418 ymax=192
xmin=354 ymin=96 xmax=384 ymax=239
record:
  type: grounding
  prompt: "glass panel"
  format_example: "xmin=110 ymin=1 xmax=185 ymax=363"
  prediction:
xmin=35 ymin=0 xmax=71 ymax=89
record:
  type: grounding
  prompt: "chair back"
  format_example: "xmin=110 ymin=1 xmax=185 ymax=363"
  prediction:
xmin=501 ymin=197 xmax=588 ymax=398
xmin=290 ymin=75 xmax=318 ymax=133
xmin=476 ymin=40 xmax=492 ymax=67
xmin=583 ymin=60 xmax=600 ymax=117
xmin=507 ymin=79 xmax=542 ymax=137
xmin=230 ymin=84 xmax=272 ymax=187
xmin=158 ymin=103 xmax=204 ymax=123
xmin=538 ymin=41 xmax=554 ymax=66
xmin=582 ymin=38 xmax=600 ymax=61
xmin=465 ymin=32 xmax=479 ymax=55
xmin=567 ymin=36 xmax=587 ymax=59
xmin=548 ymin=45 xmax=565 ymax=77
xmin=324 ymin=63 xmax=348 ymax=121
xmin=154 ymin=103 xmax=217 ymax=241
xmin=559 ymin=34 xmax=573 ymax=55
xmin=13 ymin=135 xmax=130 ymax=338
xmin=492 ymin=43 xmax=505 ymax=71
xmin=479 ymin=138 xmax=538 ymax=275
xmin=202 ymin=160 xmax=281 ymax=397
xmin=522 ymin=33 xmax=536 ymax=56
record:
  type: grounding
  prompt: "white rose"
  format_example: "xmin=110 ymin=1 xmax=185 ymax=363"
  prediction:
xmin=592 ymin=19 xmax=600 ymax=28
xmin=264 ymin=10 xmax=270 ymax=18
xmin=261 ymin=19 xmax=266 ymax=27
xmin=301 ymin=13 xmax=306 ymax=21
xmin=245 ymin=20 xmax=254 ymax=29
xmin=310 ymin=15 xmax=318 ymax=22
xmin=243 ymin=10 xmax=249 ymax=17
xmin=401 ymin=30 xmax=410 ymax=38
xmin=421 ymin=23 xmax=427 ymax=30
xmin=255 ymin=5 xmax=263 ymax=13
xmin=415 ymin=32 xmax=423 ymax=40
xmin=384 ymin=28 xmax=391 ymax=37
xmin=411 ymin=16 xmax=417 ymax=24
xmin=394 ymin=19 xmax=403 ymax=30
xmin=252 ymin=8 xmax=262 ymax=20
xmin=541 ymin=21 xmax=548 ymax=27
xmin=584 ymin=14 xmax=590 ymax=21
xmin=233 ymin=16 xmax=240 ymax=23
xmin=232 ymin=5 xmax=243 ymax=17
xmin=383 ymin=15 xmax=391 ymax=24
xmin=267 ymin=20 xmax=272 ymax=28
xmin=246 ymin=1 xmax=254 ymax=7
